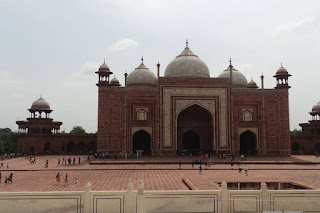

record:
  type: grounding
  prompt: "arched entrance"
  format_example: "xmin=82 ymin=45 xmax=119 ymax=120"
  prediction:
xmin=44 ymin=142 xmax=51 ymax=153
xmin=67 ymin=141 xmax=76 ymax=153
xmin=183 ymin=131 xmax=200 ymax=150
xmin=291 ymin=142 xmax=300 ymax=155
xmin=87 ymin=142 xmax=97 ymax=154
xmin=78 ymin=142 xmax=86 ymax=154
xmin=240 ymin=131 xmax=256 ymax=155
xmin=177 ymin=104 xmax=213 ymax=154
xmin=315 ymin=143 xmax=320 ymax=154
xmin=132 ymin=130 xmax=151 ymax=155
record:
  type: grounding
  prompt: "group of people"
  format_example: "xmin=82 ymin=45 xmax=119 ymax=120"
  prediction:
xmin=0 ymin=161 xmax=9 ymax=169
xmin=0 ymin=171 xmax=13 ymax=184
xmin=56 ymin=173 xmax=78 ymax=187
xmin=28 ymin=155 xmax=36 ymax=164
xmin=56 ymin=156 xmax=81 ymax=167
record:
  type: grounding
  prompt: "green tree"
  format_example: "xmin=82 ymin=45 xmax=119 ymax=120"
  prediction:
xmin=291 ymin=128 xmax=303 ymax=135
xmin=70 ymin=126 xmax=86 ymax=134
xmin=0 ymin=128 xmax=17 ymax=154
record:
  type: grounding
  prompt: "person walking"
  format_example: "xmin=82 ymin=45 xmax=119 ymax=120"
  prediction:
xmin=9 ymin=173 xmax=13 ymax=183
xmin=199 ymin=164 xmax=202 ymax=175
xmin=64 ymin=174 xmax=68 ymax=187
xmin=78 ymin=157 xmax=81 ymax=165
xmin=179 ymin=160 xmax=182 ymax=169
xmin=238 ymin=167 xmax=242 ymax=173
xmin=73 ymin=157 xmax=75 ymax=165
xmin=45 ymin=159 xmax=48 ymax=168
xmin=6 ymin=163 xmax=9 ymax=169
xmin=0 ymin=162 xmax=3 ymax=168
xmin=222 ymin=153 xmax=226 ymax=160
xmin=56 ymin=173 xmax=61 ymax=182
xmin=244 ymin=165 xmax=248 ymax=176
xmin=57 ymin=159 xmax=60 ymax=167
xmin=62 ymin=156 xmax=65 ymax=165
xmin=231 ymin=161 xmax=234 ymax=170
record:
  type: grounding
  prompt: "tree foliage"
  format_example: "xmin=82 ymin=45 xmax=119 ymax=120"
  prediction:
xmin=291 ymin=128 xmax=304 ymax=135
xmin=0 ymin=128 xmax=17 ymax=154
xmin=70 ymin=126 xmax=86 ymax=134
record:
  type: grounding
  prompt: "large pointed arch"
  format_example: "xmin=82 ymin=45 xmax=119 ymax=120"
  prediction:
xmin=177 ymin=104 xmax=214 ymax=155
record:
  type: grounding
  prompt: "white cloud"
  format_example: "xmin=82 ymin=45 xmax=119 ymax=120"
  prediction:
xmin=63 ymin=61 xmax=98 ymax=88
xmin=271 ymin=16 xmax=315 ymax=37
xmin=107 ymin=38 xmax=138 ymax=52
xmin=237 ymin=64 xmax=253 ymax=71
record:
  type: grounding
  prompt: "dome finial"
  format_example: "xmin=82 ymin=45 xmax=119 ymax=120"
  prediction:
xmin=104 ymin=59 xmax=105 ymax=64
xmin=229 ymin=57 xmax=233 ymax=69
xmin=281 ymin=62 xmax=283 ymax=67
xmin=141 ymin=56 xmax=144 ymax=64
xmin=40 ymin=94 xmax=42 ymax=99
xmin=186 ymin=39 xmax=188 ymax=48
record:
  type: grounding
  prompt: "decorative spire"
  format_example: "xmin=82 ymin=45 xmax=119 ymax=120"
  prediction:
xmin=229 ymin=58 xmax=233 ymax=69
xmin=141 ymin=56 xmax=144 ymax=64
xmin=104 ymin=59 xmax=105 ymax=64
xmin=281 ymin=62 xmax=283 ymax=67
xmin=186 ymin=39 xmax=189 ymax=48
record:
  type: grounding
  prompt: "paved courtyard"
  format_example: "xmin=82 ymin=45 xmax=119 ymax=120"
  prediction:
xmin=1 ymin=155 xmax=320 ymax=192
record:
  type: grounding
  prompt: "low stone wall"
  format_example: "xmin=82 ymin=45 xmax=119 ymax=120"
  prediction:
xmin=0 ymin=181 xmax=320 ymax=213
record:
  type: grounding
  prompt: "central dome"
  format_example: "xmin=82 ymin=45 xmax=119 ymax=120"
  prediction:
xmin=164 ymin=43 xmax=210 ymax=78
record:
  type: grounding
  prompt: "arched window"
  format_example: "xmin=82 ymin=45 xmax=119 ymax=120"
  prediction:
xmin=243 ymin=111 xmax=253 ymax=121
xmin=137 ymin=110 xmax=147 ymax=121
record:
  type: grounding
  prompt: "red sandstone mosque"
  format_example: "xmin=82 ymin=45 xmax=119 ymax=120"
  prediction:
xmin=18 ymin=41 xmax=314 ymax=156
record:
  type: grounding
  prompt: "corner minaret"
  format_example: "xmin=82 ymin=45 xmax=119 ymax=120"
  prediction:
xmin=95 ymin=59 xmax=113 ymax=86
xmin=273 ymin=63 xmax=292 ymax=89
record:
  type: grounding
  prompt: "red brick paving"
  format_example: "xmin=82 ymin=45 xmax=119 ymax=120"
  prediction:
xmin=0 ymin=155 xmax=320 ymax=192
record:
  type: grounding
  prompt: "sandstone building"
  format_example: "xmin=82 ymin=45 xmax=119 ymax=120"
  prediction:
xmin=96 ymin=42 xmax=291 ymax=155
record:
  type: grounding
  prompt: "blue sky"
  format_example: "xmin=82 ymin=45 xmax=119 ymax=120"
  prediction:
xmin=1 ymin=0 xmax=319 ymax=132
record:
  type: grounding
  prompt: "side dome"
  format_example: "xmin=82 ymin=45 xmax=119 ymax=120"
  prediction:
xmin=217 ymin=66 xmax=248 ymax=86
xmin=248 ymin=78 xmax=258 ymax=88
xmin=98 ymin=60 xmax=110 ymax=72
xmin=31 ymin=96 xmax=50 ymax=110
xmin=110 ymin=76 xmax=120 ymax=86
xmin=127 ymin=61 xmax=157 ymax=87
xmin=312 ymin=101 xmax=320 ymax=113
xmin=164 ymin=43 xmax=210 ymax=78
xmin=276 ymin=64 xmax=288 ymax=75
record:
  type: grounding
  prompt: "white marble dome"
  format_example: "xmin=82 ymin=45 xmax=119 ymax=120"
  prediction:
xmin=217 ymin=66 xmax=248 ymax=86
xmin=312 ymin=101 xmax=320 ymax=113
xmin=127 ymin=62 xmax=157 ymax=87
xmin=31 ymin=96 xmax=50 ymax=110
xmin=164 ymin=45 xmax=210 ymax=78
